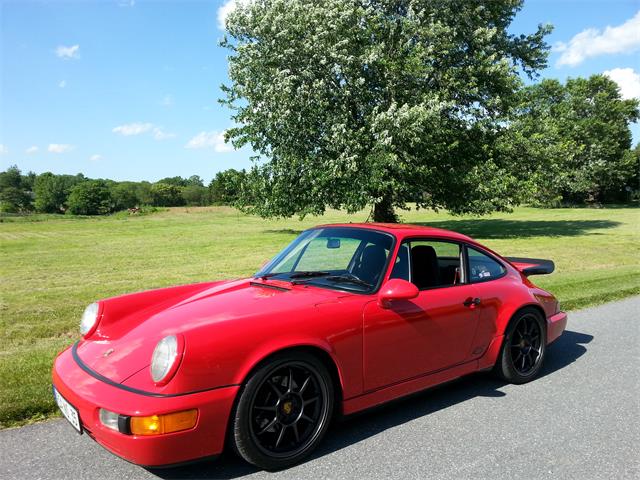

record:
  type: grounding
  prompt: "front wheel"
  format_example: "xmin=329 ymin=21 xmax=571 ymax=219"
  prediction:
xmin=495 ymin=308 xmax=546 ymax=384
xmin=230 ymin=352 xmax=334 ymax=470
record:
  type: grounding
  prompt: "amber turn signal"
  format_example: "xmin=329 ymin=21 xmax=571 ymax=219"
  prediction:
xmin=130 ymin=409 xmax=198 ymax=436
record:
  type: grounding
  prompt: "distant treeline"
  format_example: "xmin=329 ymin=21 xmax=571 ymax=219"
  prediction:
xmin=0 ymin=167 xmax=246 ymax=215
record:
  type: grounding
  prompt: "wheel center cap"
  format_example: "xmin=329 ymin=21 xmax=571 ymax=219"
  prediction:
xmin=279 ymin=394 xmax=302 ymax=425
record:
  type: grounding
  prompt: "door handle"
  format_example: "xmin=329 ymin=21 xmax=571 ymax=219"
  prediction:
xmin=463 ymin=297 xmax=481 ymax=307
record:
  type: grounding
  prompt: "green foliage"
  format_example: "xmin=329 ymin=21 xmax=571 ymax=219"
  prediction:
xmin=67 ymin=180 xmax=113 ymax=215
xmin=0 ymin=165 xmax=32 ymax=213
xmin=33 ymin=172 xmax=84 ymax=213
xmin=209 ymin=169 xmax=246 ymax=204
xmin=135 ymin=182 xmax=155 ymax=206
xmin=157 ymin=176 xmax=188 ymax=187
xmin=157 ymin=175 xmax=205 ymax=187
xmin=0 ymin=167 xmax=250 ymax=215
xmin=186 ymin=175 xmax=205 ymax=187
xmin=109 ymin=182 xmax=140 ymax=211
xmin=626 ymin=143 xmax=640 ymax=199
xmin=181 ymin=185 xmax=210 ymax=206
xmin=221 ymin=0 xmax=552 ymax=221
xmin=512 ymin=75 xmax=639 ymax=205
xmin=150 ymin=182 xmax=185 ymax=207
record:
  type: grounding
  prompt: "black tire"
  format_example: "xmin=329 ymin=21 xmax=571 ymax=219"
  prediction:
xmin=495 ymin=307 xmax=546 ymax=384
xmin=230 ymin=352 xmax=334 ymax=470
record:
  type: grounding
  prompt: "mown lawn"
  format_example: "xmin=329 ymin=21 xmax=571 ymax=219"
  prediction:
xmin=1 ymin=205 xmax=638 ymax=428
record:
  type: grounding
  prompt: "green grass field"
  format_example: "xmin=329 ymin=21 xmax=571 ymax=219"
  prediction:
xmin=1 ymin=206 xmax=639 ymax=428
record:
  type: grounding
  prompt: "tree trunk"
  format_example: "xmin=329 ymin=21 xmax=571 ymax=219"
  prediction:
xmin=372 ymin=196 xmax=398 ymax=223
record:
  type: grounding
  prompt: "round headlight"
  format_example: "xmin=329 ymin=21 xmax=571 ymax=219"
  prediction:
xmin=79 ymin=302 xmax=100 ymax=336
xmin=150 ymin=335 xmax=181 ymax=384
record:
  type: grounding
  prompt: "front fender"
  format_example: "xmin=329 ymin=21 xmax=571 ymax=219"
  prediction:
xmin=230 ymin=335 xmax=344 ymax=390
xmin=122 ymin=296 xmax=365 ymax=399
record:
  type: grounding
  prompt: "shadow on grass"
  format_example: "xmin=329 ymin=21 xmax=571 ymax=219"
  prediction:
xmin=265 ymin=219 xmax=619 ymax=240
xmin=263 ymin=228 xmax=304 ymax=235
xmin=150 ymin=330 xmax=592 ymax=479
xmin=410 ymin=219 xmax=620 ymax=239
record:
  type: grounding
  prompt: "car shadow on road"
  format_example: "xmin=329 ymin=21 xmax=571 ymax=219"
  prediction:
xmin=149 ymin=330 xmax=592 ymax=479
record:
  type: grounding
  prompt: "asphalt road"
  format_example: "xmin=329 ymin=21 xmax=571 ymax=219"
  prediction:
xmin=2 ymin=296 xmax=639 ymax=480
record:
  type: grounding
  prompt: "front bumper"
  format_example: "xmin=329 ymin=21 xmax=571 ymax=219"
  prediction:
xmin=52 ymin=346 xmax=239 ymax=467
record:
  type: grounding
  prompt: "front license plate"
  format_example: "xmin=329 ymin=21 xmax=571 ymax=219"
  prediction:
xmin=53 ymin=387 xmax=82 ymax=434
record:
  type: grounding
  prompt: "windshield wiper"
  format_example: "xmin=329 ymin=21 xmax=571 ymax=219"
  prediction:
xmin=289 ymin=271 xmax=331 ymax=279
xmin=324 ymin=274 xmax=373 ymax=289
xmin=259 ymin=271 xmax=331 ymax=282
xmin=258 ymin=272 xmax=285 ymax=280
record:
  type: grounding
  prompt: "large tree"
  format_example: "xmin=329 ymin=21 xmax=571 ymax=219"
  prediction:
xmin=221 ymin=0 xmax=551 ymax=221
xmin=67 ymin=180 xmax=113 ymax=215
xmin=511 ymin=75 xmax=639 ymax=204
xmin=33 ymin=172 xmax=84 ymax=213
xmin=0 ymin=165 xmax=32 ymax=213
xmin=209 ymin=168 xmax=246 ymax=204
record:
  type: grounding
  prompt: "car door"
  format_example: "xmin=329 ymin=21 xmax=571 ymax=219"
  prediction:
xmin=463 ymin=245 xmax=509 ymax=358
xmin=363 ymin=239 xmax=481 ymax=392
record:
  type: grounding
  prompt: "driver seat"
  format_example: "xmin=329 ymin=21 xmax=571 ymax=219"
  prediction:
xmin=353 ymin=244 xmax=387 ymax=286
xmin=411 ymin=245 xmax=439 ymax=289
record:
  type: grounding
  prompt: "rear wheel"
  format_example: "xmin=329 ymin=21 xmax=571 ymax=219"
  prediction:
xmin=495 ymin=308 xmax=546 ymax=384
xmin=230 ymin=352 xmax=334 ymax=470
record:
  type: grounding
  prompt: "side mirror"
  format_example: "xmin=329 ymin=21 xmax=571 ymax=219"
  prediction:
xmin=377 ymin=279 xmax=419 ymax=308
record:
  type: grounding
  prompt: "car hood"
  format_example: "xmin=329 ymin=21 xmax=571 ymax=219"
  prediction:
xmin=75 ymin=279 xmax=346 ymax=383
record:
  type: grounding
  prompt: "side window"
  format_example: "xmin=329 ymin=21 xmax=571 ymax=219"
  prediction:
xmin=389 ymin=243 xmax=411 ymax=281
xmin=390 ymin=240 xmax=463 ymax=289
xmin=467 ymin=247 xmax=505 ymax=282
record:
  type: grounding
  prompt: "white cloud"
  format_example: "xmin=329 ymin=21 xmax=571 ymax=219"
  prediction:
xmin=152 ymin=128 xmax=176 ymax=140
xmin=89 ymin=154 xmax=103 ymax=162
xmin=113 ymin=122 xmax=175 ymax=140
xmin=217 ymin=0 xmax=237 ymax=30
xmin=555 ymin=11 xmax=640 ymax=67
xmin=161 ymin=94 xmax=174 ymax=107
xmin=604 ymin=67 xmax=640 ymax=100
xmin=55 ymin=44 xmax=80 ymax=60
xmin=217 ymin=0 xmax=252 ymax=30
xmin=26 ymin=146 xmax=39 ymax=154
xmin=48 ymin=144 xmax=74 ymax=153
xmin=58 ymin=80 xmax=66 ymax=88
xmin=112 ymin=122 xmax=154 ymax=136
xmin=185 ymin=131 xmax=233 ymax=152
xmin=0 ymin=144 xmax=8 ymax=155
xmin=118 ymin=0 xmax=135 ymax=6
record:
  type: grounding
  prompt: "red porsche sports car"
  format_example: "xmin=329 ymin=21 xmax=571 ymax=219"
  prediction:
xmin=52 ymin=223 xmax=567 ymax=470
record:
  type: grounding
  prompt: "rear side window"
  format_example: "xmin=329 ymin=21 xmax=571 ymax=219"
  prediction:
xmin=467 ymin=247 xmax=505 ymax=282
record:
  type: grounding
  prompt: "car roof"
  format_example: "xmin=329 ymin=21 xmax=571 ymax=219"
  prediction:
xmin=314 ymin=222 xmax=475 ymax=243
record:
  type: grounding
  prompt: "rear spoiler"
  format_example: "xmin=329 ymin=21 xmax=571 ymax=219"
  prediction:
xmin=505 ymin=257 xmax=555 ymax=276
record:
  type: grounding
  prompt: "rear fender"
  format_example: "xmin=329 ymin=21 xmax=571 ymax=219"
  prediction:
xmin=477 ymin=297 xmax=549 ymax=370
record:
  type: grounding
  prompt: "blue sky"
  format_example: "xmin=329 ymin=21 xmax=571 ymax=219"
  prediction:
xmin=1 ymin=0 xmax=639 ymax=183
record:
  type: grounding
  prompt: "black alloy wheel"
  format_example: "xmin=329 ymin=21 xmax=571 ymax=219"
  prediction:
xmin=509 ymin=313 xmax=543 ymax=375
xmin=495 ymin=307 xmax=546 ymax=384
xmin=231 ymin=353 xmax=334 ymax=470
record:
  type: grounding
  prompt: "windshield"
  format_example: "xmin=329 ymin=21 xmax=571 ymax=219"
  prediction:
xmin=256 ymin=227 xmax=394 ymax=293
